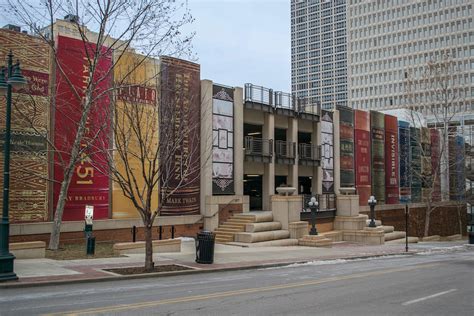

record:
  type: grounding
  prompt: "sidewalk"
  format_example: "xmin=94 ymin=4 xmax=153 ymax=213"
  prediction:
xmin=1 ymin=240 xmax=471 ymax=288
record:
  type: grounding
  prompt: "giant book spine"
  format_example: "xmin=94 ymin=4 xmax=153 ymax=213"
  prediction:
xmin=159 ymin=57 xmax=201 ymax=215
xmin=0 ymin=30 xmax=50 ymax=222
xmin=398 ymin=121 xmax=411 ymax=203
xmin=421 ymin=127 xmax=432 ymax=202
xmin=430 ymin=129 xmax=441 ymax=202
xmin=54 ymin=35 xmax=112 ymax=220
xmin=384 ymin=115 xmax=399 ymax=204
xmin=370 ymin=111 xmax=385 ymax=204
xmin=410 ymin=127 xmax=422 ymax=203
xmin=354 ymin=110 xmax=371 ymax=206
xmin=338 ymin=106 xmax=355 ymax=188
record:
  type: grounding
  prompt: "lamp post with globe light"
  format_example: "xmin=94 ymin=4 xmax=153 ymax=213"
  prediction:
xmin=368 ymin=195 xmax=377 ymax=228
xmin=0 ymin=51 xmax=27 ymax=281
xmin=308 ymin=196 xmax=319 ymax=235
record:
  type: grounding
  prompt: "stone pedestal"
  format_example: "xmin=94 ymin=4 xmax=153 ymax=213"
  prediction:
xmin=334 ymin=215 xmax=367 ymax=231
xmin=271 ymin=195 xmax=302 ymax=230
xmin=289 ymin=221 xmax=307 ymax=239
xmin=336 ymin=194 xmax=360 ymax=217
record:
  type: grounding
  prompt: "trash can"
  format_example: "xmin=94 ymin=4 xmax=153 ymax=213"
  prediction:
xmin=86 ymin=236 xmax=96 ymax=255
xmin=195 ymin=231 xmax=215 ymax=264
xmin=469 ymin=231 xmax=474 ymax=244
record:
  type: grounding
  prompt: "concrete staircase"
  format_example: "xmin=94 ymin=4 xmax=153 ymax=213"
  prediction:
xmin=214 ymin=213 xmax=255 ymax=243
xmin=365 ymin=219 xmax=419 ymax=244
xmin=219 ymin=211 xmax=299 ymax=247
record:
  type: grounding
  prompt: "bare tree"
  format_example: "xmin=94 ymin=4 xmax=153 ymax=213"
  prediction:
xmin=95 ymin=54 xmax=202 ymax=272
xmin=404 ymin=53 xmax=466 ymax=237
xmin=5 ymin=0 xmax=194 ymax=250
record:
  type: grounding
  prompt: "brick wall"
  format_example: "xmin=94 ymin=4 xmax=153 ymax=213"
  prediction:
xmin=218 ymin=203 xmax=243 ymax=225
xmin=361 ymin=203 xmax=467 ymax=237
xmin=10 ymin=223 xmax=203 ymax=247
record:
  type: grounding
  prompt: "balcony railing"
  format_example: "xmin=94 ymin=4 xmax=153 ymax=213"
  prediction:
xmin=275 ymin=140 xmax=296 ymax=164
xmin=298 ymin=143 xmax=321 ymax=161
xmin=275 ymin=140 xmax=296 ymax=159
xmin=245 ymin=136 xmax=273 ymax=162
xmin=244 ymin=83 xmax=320 ymax=116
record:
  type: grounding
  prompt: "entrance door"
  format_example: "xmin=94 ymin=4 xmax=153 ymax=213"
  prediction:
xmin=244 ymin=174 xmax=263 ymax=210
xmin=298 ymin=176 xmax=312 ymax=195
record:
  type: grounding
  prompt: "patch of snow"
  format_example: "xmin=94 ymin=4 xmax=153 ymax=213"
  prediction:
xmin=415 ymin=245 xmax=468 ymax=255
xmin=177 ymin=237 xmax=195 ymax=242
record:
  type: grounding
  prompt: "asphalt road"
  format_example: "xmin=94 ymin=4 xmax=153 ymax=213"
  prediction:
xmin=0 ymin=246 xmax=472 ymax=316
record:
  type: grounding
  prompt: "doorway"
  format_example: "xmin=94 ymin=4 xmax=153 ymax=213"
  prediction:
xmin=244 ymin=174 xmax=263 ymax=210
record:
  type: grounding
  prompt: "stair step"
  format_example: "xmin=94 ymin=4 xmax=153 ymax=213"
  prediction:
xmin=379 ymin=225 xmax=394 ymax=233
xmin=234 ymin=211 xmax=273 ymax=223
xmin=245 ymin=221 xmax=282 ymax=233
xmin=227 ymin=218 xmax=255 ymax=224
xmin=319 ymin=230 xmax=343 ymax=242
xmin=214 ymin=232 xmax=234 ymax=238
xmin=298 ymin=235 xmax=333 ymax=248
xmin=220 ymin=224 xmax=245 ymax=230
xmin=215 ymin=227 xmax=241 ymax=233
xmin=384 ymin=231 xmax=406 ymax=241
xmin=386 ymin=236 xmax=419 ymax=244
xmin=234 ymin=230 xmax=290 ymax=243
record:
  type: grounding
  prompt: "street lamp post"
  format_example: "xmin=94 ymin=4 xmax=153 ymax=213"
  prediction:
xmin=0 ymin=51 xmax=27 ymax=281
xmin=308 ymin=196 xmax=319 ymax=235
xmin=368 ymin=195 xmax=377 ymax=228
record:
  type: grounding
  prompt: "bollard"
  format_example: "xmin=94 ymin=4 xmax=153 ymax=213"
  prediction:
xmin=86 ymin=236 xmax=96 ymax=255
xmin=132 ymin=225 xmax=137 ymax=243
xmin=171 ymin=226 xmax=175 ymax=239
xmin=158 ymin=226 xmax=163 ymax=240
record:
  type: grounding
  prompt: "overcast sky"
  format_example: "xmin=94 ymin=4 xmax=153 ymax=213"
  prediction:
xmin=0 ymin=0 xmax=291 ymax=92
xmin=187 ymin=0 xmax=291 ymax=92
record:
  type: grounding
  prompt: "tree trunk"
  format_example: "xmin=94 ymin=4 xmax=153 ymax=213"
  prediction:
xmin=48 ymin=167 xmax=75 ymax=250
xmin=144 ymin=224 xmax=154 ymax=272
xmin=424 ymin=204 xmax=432 ymax=238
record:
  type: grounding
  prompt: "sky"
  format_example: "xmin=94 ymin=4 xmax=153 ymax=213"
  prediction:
xmin=0 ymin=0 xmax=291 ymax=92
xmin=186 ymin=0 xmax=291 ymax=92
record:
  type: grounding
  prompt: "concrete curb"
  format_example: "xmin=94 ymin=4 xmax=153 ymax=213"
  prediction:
xmin=0 ymin=251 xmax=416 ymax=289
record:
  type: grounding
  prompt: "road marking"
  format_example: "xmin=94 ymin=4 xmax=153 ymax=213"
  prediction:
xmin=402 ymin=289 xmax=457 ymax=306
xmin=44 ymin=263 xmax=440 ymax=316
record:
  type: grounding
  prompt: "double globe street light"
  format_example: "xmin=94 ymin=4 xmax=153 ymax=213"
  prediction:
xmin=368 ymin=195 xmax=377 ymax=228
xmin=308 ymin=196 xmax=319 ymax=235
xmin=0 ymin=50 xmax=27 ymax=281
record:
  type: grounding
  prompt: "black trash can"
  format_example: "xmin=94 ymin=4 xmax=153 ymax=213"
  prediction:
xmin=195 ymin=231 xmax=215 ymax=264
xmin=469 ymin=231 xmax=474 ymax=244
xmin=86 ymin=236 xmax=96 ymax=255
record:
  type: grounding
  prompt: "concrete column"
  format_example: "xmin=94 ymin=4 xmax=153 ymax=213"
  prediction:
xmin=333 ymin=110 xmax=341 ymax=195
xmin=288 ymin=117 xmax=298 ymax=188
xmin=234 ymin=87 xmax=244 ymax=196
xmin=263 ymin=112 xmax=275 ymax=211
xmin=313 ymin=120 xmax=322 ymax=196
xmin=200 ymin=80 xmax=213 ymax=216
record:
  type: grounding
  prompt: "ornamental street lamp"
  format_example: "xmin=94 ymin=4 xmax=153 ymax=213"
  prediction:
xmin=308 ymin=196 xmax=319 ymax=235
xmin=368 ymin=195 xmax=377 ymax=228
xmin=0 ymin=51 xmax=27 ymax=282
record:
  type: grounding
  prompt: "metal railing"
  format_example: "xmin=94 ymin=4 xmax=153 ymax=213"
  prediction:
xmin=244 ymin=83 xmax=320 ymax=115
xmin=301 ymin=194 xmax=337 ymax=213
xmin=275 ymin=140 xmax=296 ymax=159
xmin=244 ymin=83 xmax=273 ymax=106
xmin=245 ymin=136 xmax=273 ymax=157
xmin=298 ymin=143 xmax=321 ymax=161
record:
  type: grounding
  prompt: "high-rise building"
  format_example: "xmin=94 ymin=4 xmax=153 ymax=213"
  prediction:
xmin=291 ymin=0 xmax=348 ymax=110
xmin=347 ymin=0 xmax=473 ymax=117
